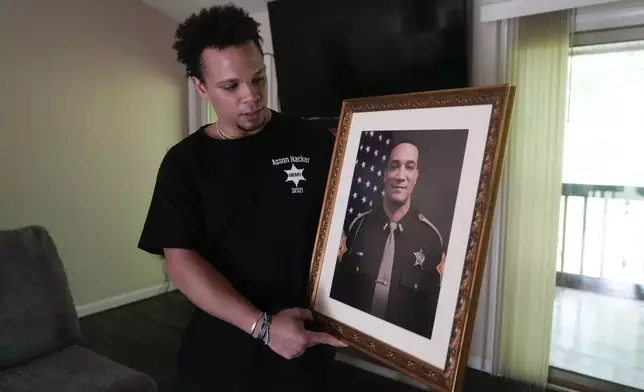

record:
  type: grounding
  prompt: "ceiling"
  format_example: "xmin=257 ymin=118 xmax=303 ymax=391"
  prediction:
xmin=140 ymin=0 xmax=269 ymax=21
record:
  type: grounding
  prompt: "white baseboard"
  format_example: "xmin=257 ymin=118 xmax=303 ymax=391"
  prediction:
xmin=468 ymin=354 xmax=494 ymax=374
xmin=76 ymin=282 xmax=177 ymax=318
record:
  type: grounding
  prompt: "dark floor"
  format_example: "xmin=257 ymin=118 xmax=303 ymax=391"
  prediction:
xmin=78 ymin=291 xmax=554 ymax=392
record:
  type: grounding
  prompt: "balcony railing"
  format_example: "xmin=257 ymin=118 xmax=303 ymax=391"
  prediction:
xmin=556 ymin=183 xmax=644 ymax=299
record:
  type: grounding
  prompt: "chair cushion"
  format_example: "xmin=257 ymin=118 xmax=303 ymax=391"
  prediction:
xmin=0 ymin=345 xmax=156 ymax=392
xmin=0 ymin=225 xmax=81 ymax=369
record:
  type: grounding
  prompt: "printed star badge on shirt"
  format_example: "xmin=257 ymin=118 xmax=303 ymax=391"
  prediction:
xmin=284 ymin=164 xmax=306 ymax=186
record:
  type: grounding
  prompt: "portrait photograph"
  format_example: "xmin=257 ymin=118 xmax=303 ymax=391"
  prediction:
xmin=329 ymin=128 xmax=468 ymax=341
xmin=306 ymin=85 xmax=515 ymax=392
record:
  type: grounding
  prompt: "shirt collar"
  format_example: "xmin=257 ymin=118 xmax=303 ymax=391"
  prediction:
xmin=373 ymin=203 xmax=418 ymax=234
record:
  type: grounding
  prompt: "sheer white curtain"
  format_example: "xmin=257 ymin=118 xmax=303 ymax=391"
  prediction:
xmin=497 ymin=10 xmax=572 ymax=386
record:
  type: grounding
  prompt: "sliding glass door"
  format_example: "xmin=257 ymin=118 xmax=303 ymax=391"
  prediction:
xmin=550 ymin=38 xmax=644 ymax=391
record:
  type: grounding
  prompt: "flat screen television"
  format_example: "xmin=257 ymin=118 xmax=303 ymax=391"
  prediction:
xmin=267 ymin=0 xmax=469 ymax=119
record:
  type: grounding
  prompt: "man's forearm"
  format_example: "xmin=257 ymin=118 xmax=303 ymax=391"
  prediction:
xmin=164 ymin=248 xmax=260 ymax=336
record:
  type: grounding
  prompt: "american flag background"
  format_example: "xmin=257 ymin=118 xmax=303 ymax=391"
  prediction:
xmin=343 ymin=130 xmax=396 ymax=234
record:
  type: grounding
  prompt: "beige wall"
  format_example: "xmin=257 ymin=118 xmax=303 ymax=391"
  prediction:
xmin=0 ymin=0 xmax=186 ymax=308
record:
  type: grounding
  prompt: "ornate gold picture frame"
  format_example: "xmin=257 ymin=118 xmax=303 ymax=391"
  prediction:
xmin=306 ymin=85 xmax=515 ymax=392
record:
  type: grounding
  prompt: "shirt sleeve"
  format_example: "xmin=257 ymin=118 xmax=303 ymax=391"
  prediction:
xmin=316 ymin=122 xmax=336 ymax=176
xmin=323 ymin=124 xmax=336 ymax=155
xmin=137 ymin=149 xmax=206 ymax=256
xmin=304 ymin=117 xmax=336 ymax=154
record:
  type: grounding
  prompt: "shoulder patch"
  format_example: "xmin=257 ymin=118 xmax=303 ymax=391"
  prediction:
xmin=418 ymin=213 xmax=444 ymax=248
xmin=348 ymin=209 xmax=372 ymax=233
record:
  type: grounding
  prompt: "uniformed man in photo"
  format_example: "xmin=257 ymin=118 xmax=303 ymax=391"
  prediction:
xmin=330 ymin=140 xmax=446 ymax=340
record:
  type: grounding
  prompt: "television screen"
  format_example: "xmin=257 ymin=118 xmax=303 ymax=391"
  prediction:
xmin=267 ymin=0 xmax=469 ymax=119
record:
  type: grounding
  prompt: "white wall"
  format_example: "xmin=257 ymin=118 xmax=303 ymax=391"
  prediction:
xmin=250 ymin=0 xmax=504 ymax=375
xmin=253 ymin=10 xmax=274 ymax=55
xmin=472 ymin=2 xmax=504 ymax=86
xmin=0 ymin=0 xmax=187 ymax=313
xmin=468 ymin=0 xmax=504 ymax=374
xmin=576 ymin=0 xmax=644 ymax=32
xmin=480 ymin=0 xmax=624 ymax=22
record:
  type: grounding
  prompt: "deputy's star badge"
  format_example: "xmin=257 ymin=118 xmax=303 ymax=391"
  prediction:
xmin=413 ymin=249 xmax=425 ymax=269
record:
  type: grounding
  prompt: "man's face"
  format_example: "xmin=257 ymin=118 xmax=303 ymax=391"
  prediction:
xmin=194 ymin=41 xmax=268 ymax=133
xmin=384 ymin=143 xmax=419 ymax=205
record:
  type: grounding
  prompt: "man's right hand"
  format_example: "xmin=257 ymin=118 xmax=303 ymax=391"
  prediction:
xmin=265 ymin=308 xmax=348 ymax=360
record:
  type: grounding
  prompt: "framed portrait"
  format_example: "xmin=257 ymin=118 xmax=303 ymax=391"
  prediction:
xmin=307 ymin=85 xmax=515 ymax=392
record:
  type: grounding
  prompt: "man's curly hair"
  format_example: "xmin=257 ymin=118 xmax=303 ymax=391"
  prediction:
xmin=172 ymin=4 xmax=263 ymax=82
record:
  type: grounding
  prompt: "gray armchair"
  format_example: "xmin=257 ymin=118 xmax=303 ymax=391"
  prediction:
xmin=0 ymin=225 xmax=156 ymax=392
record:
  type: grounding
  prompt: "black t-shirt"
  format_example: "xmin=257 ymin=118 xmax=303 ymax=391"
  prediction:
xmin=138 ymin=110 xmax=336 ymax=386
